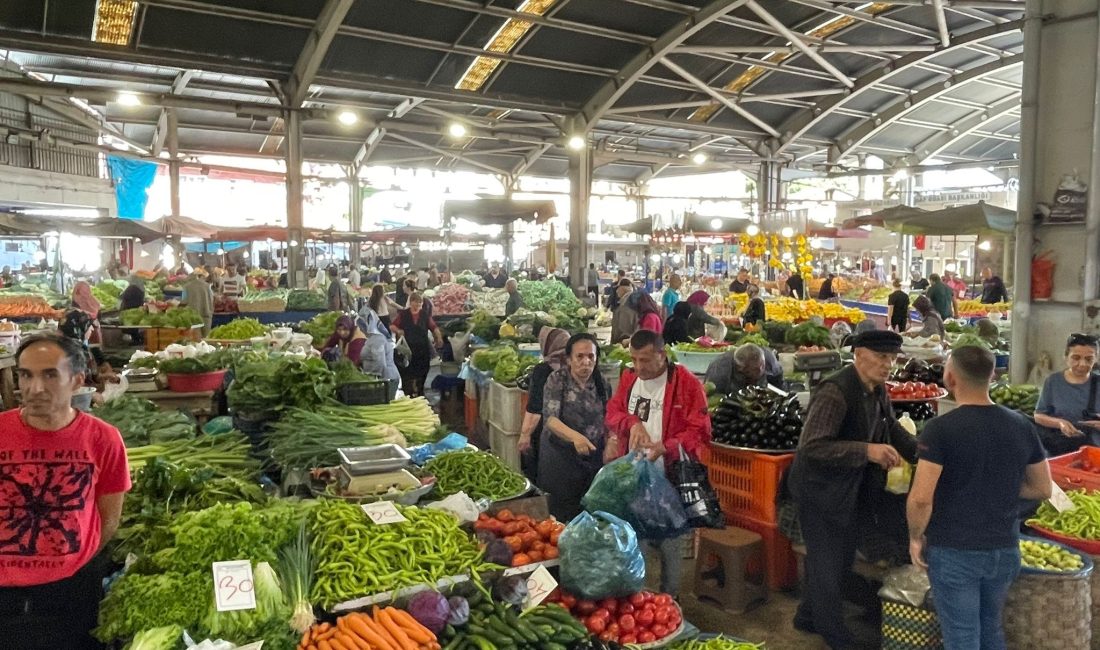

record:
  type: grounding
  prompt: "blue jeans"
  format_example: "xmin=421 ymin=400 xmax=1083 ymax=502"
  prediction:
xmin=927 ymin=545 xmax=1020 ymax=650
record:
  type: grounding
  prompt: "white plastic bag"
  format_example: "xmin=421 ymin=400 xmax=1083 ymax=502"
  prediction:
xmin=425 ymin=492 xmax=480 ymax=523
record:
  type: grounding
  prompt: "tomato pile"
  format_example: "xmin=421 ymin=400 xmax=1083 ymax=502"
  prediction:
xmin=474 ymin=509 xmax=563 ymax=566
xmin=887 ymin=381 xmax=943 ymax=401
xmin=548 ymin=590 xmax=682 ymax=646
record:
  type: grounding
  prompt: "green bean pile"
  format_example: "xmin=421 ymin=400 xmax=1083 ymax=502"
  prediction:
xmin=1029 ymin=490 xmax=1100 ymax=540
xmin=423 ymin=450 xmax=528 ymax=501
xmin=308 ymin=500 xmax=487 ymax=609
xmin=670 ymin=636 xmax=766 ymax=650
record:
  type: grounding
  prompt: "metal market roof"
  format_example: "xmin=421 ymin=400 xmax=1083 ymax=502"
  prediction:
xmin=0 ymin=0 xmax=1024 ymax=183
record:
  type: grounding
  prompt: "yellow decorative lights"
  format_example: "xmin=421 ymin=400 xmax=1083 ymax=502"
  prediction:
xmin=455 ymin=0 xmax=558 ymax=92
xmin=737 ymin=231 xmax=814 ymax=277
xmin=92 ymin=0 xmax=138 ymax=46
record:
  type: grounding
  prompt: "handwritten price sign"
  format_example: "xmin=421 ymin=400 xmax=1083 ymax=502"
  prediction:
xmin=524 ymin=565 xmax=558 ymax=610
xmin=361 ymin=501 xmax=408 ymax=525
xmin=212 ymin=560 xmax=256 ymax=612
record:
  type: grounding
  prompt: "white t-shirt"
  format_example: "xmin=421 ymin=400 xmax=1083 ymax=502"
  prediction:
xmin=348 ymin=269 xmax=361 ymax=288
xmin=220 ymin=274 xmax=246 ymax=297
xmin=629 ymin=373 xmax=668 ymax=454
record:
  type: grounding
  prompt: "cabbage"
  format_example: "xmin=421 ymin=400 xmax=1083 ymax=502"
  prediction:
xmin=447 ymin=596 xmax=470 ymax=626
xmin=407 ymin=591 xmax=450 ymax=634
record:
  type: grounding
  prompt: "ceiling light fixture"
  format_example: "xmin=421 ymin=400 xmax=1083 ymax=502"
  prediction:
xmin=448 ymin=123 xmax=467 ymax=138
xmin=781 ymin=226 xmax=795 ymax=238
xmin=745 ymin=224 xmax=760 ymax=237
xmin=116 ymin=91 xmax=141 ymax=107
xmin=710 ymin=218 xmax=722 ymax=230
xmin=692 ymin=152 xmax=708 ymax=165
xmin=337 ymin=110 xmax=358 ymax=126
xmin=567 ymin=135 xmax=586 ymax=150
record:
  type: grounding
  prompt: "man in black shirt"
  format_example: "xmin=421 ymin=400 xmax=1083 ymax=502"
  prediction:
xmin=907 ymin=345 xmax=1051 ymax=650
xmin=980 ymin=267 xmax=1009 ymax=304
xmin=886 ymin=280 xmax=910 ymax=332
xmin=728 ymin=268 xmax=750 ymax=293
xmin=786 ymin=272 xmax=805 ymax=300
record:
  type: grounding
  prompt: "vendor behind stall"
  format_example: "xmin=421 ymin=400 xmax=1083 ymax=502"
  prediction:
xmin=704 ymin=343 xmax=782 ymax=394
xmin=182 ymin=272 xmax=214 ymax=337
xmin=322 ymin=315 xmax=367 ymax=366
xmin=908 ymin=295 xmax=945 ymax=339
xmin=1033 ymin=332 xmax=1100 ymax=454
xmin=663 ymin=302 xmax=692 ymax=346
xmin=741 ymin=283 xmax=766 ymax=327
xmin=686 ymin=290 xmax=722 ymax=339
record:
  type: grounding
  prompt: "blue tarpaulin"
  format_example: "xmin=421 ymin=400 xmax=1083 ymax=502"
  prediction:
xmin=107 ymin=155 xmax=159 ymax=220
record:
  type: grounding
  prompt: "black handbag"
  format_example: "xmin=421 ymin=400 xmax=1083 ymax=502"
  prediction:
xmin=667 ymin=444 xmax=724 ymax=529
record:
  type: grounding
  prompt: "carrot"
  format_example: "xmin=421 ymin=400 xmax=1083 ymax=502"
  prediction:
xmin=318 ymin=641 xmax=333 ymax=650
xmin=326 ymin=636 xmax=351 ymax=650
xmin=302 ymin=630 xmax=313 ymax=647
xmin=336 ymin=631 xmax=370 ymax=650
xmin=375 ymin=607 xmax=418 ymax=650
xmin=347 ymin=612 xmax=395 ymax=650
xmin=318 ymin=629 xmax=337 ymax=641
xmin=387 ymin=607 xmax=435 ymax=644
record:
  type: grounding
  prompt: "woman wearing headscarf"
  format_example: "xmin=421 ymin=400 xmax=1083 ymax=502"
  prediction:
xmin=391 ymin=292 xmax=443 ymax=397
xmin=628 ymin=290 xmax=663 ymax=334
xmin=741 ymin=283 xmax=766 ymax=327
xmin=322 ymin=315 xmax=367 ymax=366
xmin=907 ymin=295 xmax=945 ymax=339
xmin=119 ymin=275 xmax=145 ymax=311
xmin=518 ymin=327 xmax=570 ymax=482
xmin=60 ymin=309 xmax=115 ymax=388
xmin=357 ymin=309 xmax=401 ymax=385
xmin=686 ymin=290 xmax=722 ymax=339
xmin=71 ymin=280 xmax=102 ymax=345
xmin=663 ymin=302 xmax=693 ymax=346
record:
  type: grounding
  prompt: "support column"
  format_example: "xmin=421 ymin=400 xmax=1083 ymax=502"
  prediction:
xmin=856 ymin=154 xmax=868 ymax=200
xmin=166 ymin=109 xmax=181 ymax=218
xmin=347 ymin=166 xmax=362 ymax=268
xmin=900 ymin=175 xmax=915 ymax=285
xmin=757 ymin=161 xmax=783 ymax=216
xmin=502 ymin=180 xmax=514 ymax=273
xmin=568 ymin=145 xmax=592 ymax=291
xmin=284 ymin=109 xmax=306 ymax=288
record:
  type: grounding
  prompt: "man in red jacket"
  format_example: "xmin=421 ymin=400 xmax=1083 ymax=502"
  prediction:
xmin=606 ymin=329 xmax=712 ymax=597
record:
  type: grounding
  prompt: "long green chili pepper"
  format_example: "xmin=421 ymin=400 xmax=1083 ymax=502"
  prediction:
xmin=423 ymin=450 xmax=528 ymax=501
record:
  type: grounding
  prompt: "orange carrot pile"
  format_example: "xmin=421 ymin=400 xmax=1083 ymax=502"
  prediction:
xmin=297 ymin=605 xmax=442 ymax=650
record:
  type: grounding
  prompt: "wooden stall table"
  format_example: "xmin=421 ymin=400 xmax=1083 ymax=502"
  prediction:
xmin=0 ymin=354 xmax=15 ymax=409
xmin=100 ymin=323 xmax=203 ymax=353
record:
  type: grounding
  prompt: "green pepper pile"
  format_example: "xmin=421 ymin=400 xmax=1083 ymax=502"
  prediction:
xmin=286 ymin=289 xmax=327 ymax=311
xmin=119 ymin=306 xmax=204 ymax=328
xmin=1029 ymin=490 xmax=1100 ymax=540
xmin=423 ymin=450 xmax=528 ymax=501
xmin=470 ymin=344 xmax=539 ymax=384
xmin=669 ymin=636 xmax=765 ymax=650
xmin=309 ymin=500 xmax=489 ymax=609
xmin=208 ymin=317 xmax=267 ymax=340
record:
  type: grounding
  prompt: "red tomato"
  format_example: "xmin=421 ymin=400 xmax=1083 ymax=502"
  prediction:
xmin=635 ymin=609 xmax=655 ymax=627
xmin=641 ymin=591 xmax=655 ymax=602
xmin=599 ymin=631 xmax=616 ymax=643
xmin=668 ymin=610 xmax=683 ymax=628
xmin=652 ymin=624 xmax=670 ymax=639
xmin=575 ymin=600 xmax=597 ymax=616
xmin=592 ymin=608 xmax=612 ymax=622
xmin=654 ymin=608 xmax=671 ymax=625
xmin=638 ymin=631 xmax=657 ymax=644
xmin=618 ymin=614 xmax=636 ymax=632
xmin=642 ymin=602 xmax=656 ymax=613
xmin=546 ymin=587 xmax=561 ymax=603
xmin=606 ymin=623 xmax=620 ymax=637
xmin=561 ymin=594 xmax=577 ymax=611
xmin=599 ymin=598 xmax=619 ymax=615
xmin=654 ymin=594 xmax=674 ymax=607
xmin=586 ymin=616 xmax=607 ymax=635
xmin=628 ymin=592 xmax=646 ymax=607
xmin=618 ymin=603 xmax=635 ymax=616
xmin=620 ymin=635 xmax=638 ymax=645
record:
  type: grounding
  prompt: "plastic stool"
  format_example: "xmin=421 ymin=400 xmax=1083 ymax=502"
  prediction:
xmin=693 ymin=527 xmax=768 ymax=613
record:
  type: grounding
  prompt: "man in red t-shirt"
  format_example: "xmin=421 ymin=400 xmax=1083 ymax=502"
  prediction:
xmin=0 ymin=334 xmax=130 ymax=649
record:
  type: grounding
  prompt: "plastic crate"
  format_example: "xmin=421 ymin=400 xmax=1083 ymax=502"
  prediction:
xmin=337 ymin=381 xmax=391 ymax=406
xmin=489 ymin=422 xmax=522 ymax=473
xmin=723 ymin=511 xmax=797 ymax=591
xmin=478 ymin=381 xmax=491 ymax=423
xmin=1050 ymin=447 xmax=1100 ymax=491
xmin=465 ymin=395 xmax=478 ymax=433
xmin=703 ymin=445 xmax=794 ymax=524
xmin=489 ymin=381 xmax=524 ymax=434
xmin=145 ymin=326 xmax=200 ymax=352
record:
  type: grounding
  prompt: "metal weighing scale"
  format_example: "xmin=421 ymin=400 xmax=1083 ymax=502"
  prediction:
xmin=793 ymin=350 xmax=844 ymax=391
xmin=121 ymin=367 xmax=159 ymax=393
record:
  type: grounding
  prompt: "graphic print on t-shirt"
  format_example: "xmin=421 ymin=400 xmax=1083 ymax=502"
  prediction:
xmin=0 ymin=461 xmax=94 ymax=556
xmin=633 ymin=397 xmax=652 ymax=422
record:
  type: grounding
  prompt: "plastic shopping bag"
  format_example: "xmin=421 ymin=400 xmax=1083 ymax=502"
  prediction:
xmin=628 ymin=458 xmax=690 ymax=540
xmin=558 ymin=511 xmax=645 ymax=600
xmin=668 ymin=445 xmax=725 ymax=529
xmin=581 ymin=455 xmax=639 ymax=519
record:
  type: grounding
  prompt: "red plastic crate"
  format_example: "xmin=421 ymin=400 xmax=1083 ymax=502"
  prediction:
xmin=1050 ymin=448 xmax=1100 ymax=491
xmin=464 ymin=395 xmax=478 ymax=434
xmin=702 ymin=445 xmax=794 ymax=524
xmin=723 ymin=511 xmax=798 ymax=591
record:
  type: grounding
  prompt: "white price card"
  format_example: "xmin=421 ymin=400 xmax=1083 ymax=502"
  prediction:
xmin=212 ymin=560 xmax=256 ymax=612
xmin=1050 ymin=480 xmax=1076 ymax=513
xmin=524 ymin=565 xmax=558 ymax=610
xmin=361 ymin=501 xmax=408 ymax=525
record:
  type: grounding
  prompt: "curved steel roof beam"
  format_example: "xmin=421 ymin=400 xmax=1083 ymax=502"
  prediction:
xmin=578 ymin=0 xmax=749 ymax=128
xmin=905 ymin=94 xmax=1019 ymax=164
xmin=773 ymin=19 xmax=1023 ymax=155
xmin=827 ymin=53 xmax=1022 ymax=164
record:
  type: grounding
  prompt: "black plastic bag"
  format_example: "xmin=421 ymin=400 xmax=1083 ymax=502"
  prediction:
xmin=667 ymin=445 xmax=725 ymax=529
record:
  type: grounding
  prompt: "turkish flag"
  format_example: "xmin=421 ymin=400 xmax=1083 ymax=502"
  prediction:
xmin=914 ymin=235 xmax=926 ymax=250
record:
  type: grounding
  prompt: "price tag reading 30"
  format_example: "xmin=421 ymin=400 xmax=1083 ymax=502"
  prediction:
xmin=212 ymin=560 xmax=256 ymax=612
xmin=361 ymin=501 xmax=408 ymax=525
xmin=524 ymin=565 xmax=558 ymax=610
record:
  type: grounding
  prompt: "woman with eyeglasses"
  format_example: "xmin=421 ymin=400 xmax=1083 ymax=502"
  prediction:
xmin=1033 ymin=333 xmax=1100 ymax=454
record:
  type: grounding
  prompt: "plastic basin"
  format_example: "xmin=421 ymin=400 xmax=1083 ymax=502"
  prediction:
xmin=166 ymin=369 xmax=227 ymax=393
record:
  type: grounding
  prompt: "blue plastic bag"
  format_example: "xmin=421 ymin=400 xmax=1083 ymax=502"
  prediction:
xmin=582 ymin=454 xmax=690 ymax=540
xmin=407 ymin=432 xmax=468 ymax=465
xmin=559 ymin=511 xmax=645 ymax=600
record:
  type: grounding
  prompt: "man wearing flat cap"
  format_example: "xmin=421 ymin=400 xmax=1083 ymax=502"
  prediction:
xmin=786 ymin=330 xmax=919 ymax=650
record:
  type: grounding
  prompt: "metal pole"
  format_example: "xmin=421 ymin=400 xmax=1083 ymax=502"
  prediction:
xmin=1009 ymin=0 xmax=1042 ymax=384
xmin=568 ymin=142 xmax=592 ymax=291
xmin=166 ymin=108 xmax=181 ymax=218
xmin=347 ymin=166 xmax=362 ymax=268
xmin=901 ymin=176 xmax=915 ymax=285
xmin=284 ymin=109 xmax=306 ymax=288
xmin=1084 ymin=9 xmax=1100 ymax=303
